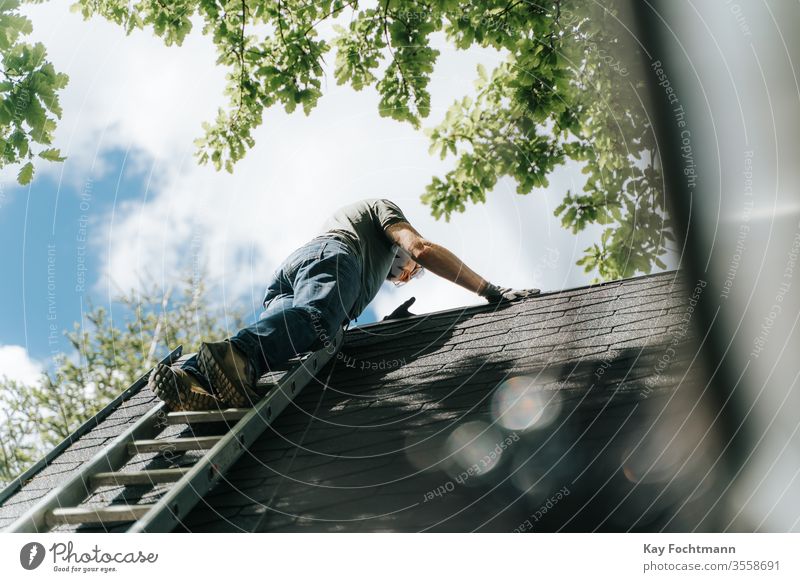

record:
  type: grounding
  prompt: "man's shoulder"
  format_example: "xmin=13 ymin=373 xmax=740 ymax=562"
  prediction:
xmin=357 ymin=197 xmax=398 ymax=208
xmin=369 ymin=198 xmax=405 ymax=216
xmin=334 ymin=198 xmax=380 ymax=212
xmin=335 ymin=198 xmax=403 ymax=216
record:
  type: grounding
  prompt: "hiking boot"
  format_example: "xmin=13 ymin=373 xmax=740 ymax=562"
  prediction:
xmin=197 ymin=340 xmax=260 ymax=407
xmin=148 ymin=363 xmax=224 ymax=411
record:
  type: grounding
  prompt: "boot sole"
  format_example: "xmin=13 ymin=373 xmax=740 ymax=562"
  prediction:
xmin=148 ymin=363 xmax=221 ymax=411
xmin=197 ymin=343 xmax=260 ymax=408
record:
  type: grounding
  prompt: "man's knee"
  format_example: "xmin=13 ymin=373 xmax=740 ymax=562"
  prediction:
xmin=293 ymin=306 xmax=338 ymax=349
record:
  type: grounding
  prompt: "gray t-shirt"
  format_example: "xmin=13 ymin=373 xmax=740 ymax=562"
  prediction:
xmin=320 ymin=198 xmax=408 ymax=317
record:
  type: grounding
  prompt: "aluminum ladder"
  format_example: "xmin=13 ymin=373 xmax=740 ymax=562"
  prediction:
xmin=5 ymin=329 xmax=343 ymax=533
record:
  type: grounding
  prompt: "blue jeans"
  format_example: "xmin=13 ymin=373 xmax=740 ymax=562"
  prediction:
xmin=181 ymin=235 xmax=362 ymax=388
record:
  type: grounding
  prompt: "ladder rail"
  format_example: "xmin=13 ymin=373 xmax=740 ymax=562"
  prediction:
xmin=4 ymin=398 xmax=171 ymax=532
xmin=128 ymin=328 xmax=344 ymax=532
xmin=4 ymin=330 xmax=344 ymax=533
xmin=0 ymin=347 xmax=183 ymax=506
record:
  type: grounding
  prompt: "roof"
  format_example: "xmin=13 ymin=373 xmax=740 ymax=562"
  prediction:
xmin=1 ymin=270 xmax=721 ymax=532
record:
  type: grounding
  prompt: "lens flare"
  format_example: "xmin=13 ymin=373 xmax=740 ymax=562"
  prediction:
xmin=622 ymin=430 xmax=684 ymax=485
xmin=491 ymin=375 xmax=562 ymax=432
xmin=404 ymin=433 xmax=448 ymax=472
xmin=445 ymin=421 xmax=504 ymax=477
xmin=509 ymin=450 xmax=552 ymax=497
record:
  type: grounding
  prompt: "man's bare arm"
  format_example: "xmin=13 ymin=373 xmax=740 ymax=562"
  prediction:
xmin=385 ymin=221 xmax=490 ymax=295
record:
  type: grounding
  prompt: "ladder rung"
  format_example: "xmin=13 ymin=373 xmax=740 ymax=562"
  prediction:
xmin=128 ymin=437 xmax=222 ymax=454
xmin=47 ymin=504 xmax=154 ymax=526
xmin=91 ymin=468 xmax=191 ymax=487
xmin=166 ymin=409 xmax=251 ymax=425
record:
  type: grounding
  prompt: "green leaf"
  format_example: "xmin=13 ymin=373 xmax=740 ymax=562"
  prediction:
xmin=38 ymin=148 xmax=65 ymax=162
xmin=17 ymin=161 xmax=34 ymax=185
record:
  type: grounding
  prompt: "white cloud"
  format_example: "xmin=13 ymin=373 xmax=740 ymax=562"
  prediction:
xmin=21 ymin=3 xmax=607 ymax=320
xmin=20 ymin=5 xmax=226 ymax=185
xmin=0 ymin=345 xmax=43 ymax=385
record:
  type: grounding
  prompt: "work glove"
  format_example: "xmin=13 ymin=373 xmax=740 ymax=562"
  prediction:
xmin=383 ymin=297 xmax=417 ymax=321
xmin=479 ymin=284 xmax=540 ymax=304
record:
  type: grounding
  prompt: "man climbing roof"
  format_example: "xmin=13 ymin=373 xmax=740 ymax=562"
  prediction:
xmin=148 ymin=198 xmax=539 ymax=410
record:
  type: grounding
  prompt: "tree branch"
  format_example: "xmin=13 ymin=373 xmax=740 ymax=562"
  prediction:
xmin=301 ymin=0 xmax=359 ymax=36
xmin=382 ymin=0 xmax=412 ymax=101
xmin=229 ymin=0 xmax=248 ymax=127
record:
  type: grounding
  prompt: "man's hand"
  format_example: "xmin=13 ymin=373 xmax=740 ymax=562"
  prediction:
xmin=383 ymin=297 xmax=417 ymax=320
xmin=479 ymin=283 xmax=541 ymax=303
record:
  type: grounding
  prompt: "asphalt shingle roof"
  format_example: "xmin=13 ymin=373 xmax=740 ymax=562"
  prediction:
xmin=1 ymin=270 xmax=720 ymax=532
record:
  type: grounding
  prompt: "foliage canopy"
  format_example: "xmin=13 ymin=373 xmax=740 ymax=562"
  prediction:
xmin=1 ymin=0 xmax=670 ymax=279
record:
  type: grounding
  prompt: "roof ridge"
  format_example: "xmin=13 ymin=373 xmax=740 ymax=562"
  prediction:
xmin=350 ymin=269 xmax=683 ymax=333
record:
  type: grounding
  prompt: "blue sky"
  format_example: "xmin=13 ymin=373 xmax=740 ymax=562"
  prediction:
xmin=0 ymin=143 xmax=383 ymax=375
xmin=0 ymin=150 xmax=157 ymax=365
xmin=0 ymin=2 xmax=670 ymax=383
